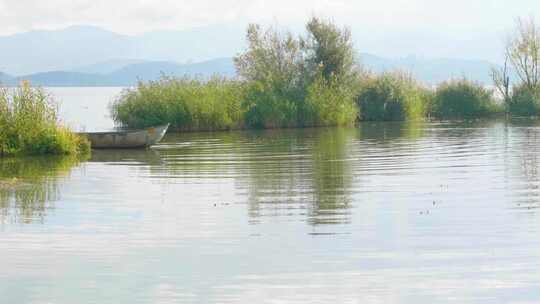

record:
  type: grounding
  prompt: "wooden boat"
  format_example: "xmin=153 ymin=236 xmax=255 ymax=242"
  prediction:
xmin=79 ymin=124 xmax=169 ymax=149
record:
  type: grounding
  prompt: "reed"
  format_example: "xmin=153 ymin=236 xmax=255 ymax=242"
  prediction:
xmin=356 ymin=71 xmax=429 ymax=121
xmin=431 ymin=79 xmax=502 ymax=119
xmin=111 ymin=76 xmax=245 ymax=131
xmin=0 ymin=83 xmax=90 ymax=157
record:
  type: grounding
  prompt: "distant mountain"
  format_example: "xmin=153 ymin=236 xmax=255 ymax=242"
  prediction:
xmin=0 ymin=26 xmax=131 ymax=75
xmin=0 ymin=51 xmax=502 ymax=87
xmin=0 ymin=25 xmax=244 ymax=75
xmin=72 ymin=59 xmax=148 ymax=74
xmin=0 ymin=58 xmax=236 ymax=86
xmin=107 ymin=58 xmax=235 ymax=84
xmin=0 ymin=25 xmax=502 ymax=85
xmin=361 ymin=54 xmax=496 ymax=83
xmin=0 ymin=72 xmax=14 ymax=84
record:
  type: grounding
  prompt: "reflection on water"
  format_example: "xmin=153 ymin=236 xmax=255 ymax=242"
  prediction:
xmin=154 ymin=128 xmax=357 ymax=226
xmin=507 ymin=119 xmax=540 ymax=209
xmin=0 ymin=156 xmax=83 ymax=224
xmin=4 ymin=119 xmax=540 ymax=303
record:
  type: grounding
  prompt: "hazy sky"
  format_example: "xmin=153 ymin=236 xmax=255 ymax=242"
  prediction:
xmin=1 ymin=0 xmax=539 ymax=61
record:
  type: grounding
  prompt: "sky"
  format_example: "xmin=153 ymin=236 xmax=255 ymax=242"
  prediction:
xmin=0 ymin=0 xmax=539 ymax=61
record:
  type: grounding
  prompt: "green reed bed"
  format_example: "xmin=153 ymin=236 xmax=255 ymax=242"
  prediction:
xmin=0 ymin=83 xmax=90 ymax=157
xmin=506 ymin=84 xmax=540 ymax=116
xmin=430 ymin=79 xmax=502 ymax=120
xmin=111 ymin=76 xmax=245 ymax=131
xmin=356 ymin=71 xmax=429 ymax=121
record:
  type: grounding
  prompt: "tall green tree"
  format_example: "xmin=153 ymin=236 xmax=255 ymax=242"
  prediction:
xmin=506 ymin=17 xmax=540 ymax=91
xmin=234 ymin=18 xmax=361 ymax=128
xmin=301 ymin=17 xmax=357 ymax=83
xmin=234 ymin=24 xmax=304 ymax=128
xmin=300 ymin=18 xmax=360 ymax=126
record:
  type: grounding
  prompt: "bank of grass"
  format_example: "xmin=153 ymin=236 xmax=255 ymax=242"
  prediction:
xmin=111 ymin=76 xmax=245 ymax=131
xmin=113 ymin=75 xmax=360 ymax=131
xmin=356 ymin=72 xmax=429 ymax=121
xmin=430 ymin=79 xmax=502 ymax=119
xmin=0 ymin=84 xmax=90 ymax=157
xmin=112 ymin=73 xmax=514 ymax=132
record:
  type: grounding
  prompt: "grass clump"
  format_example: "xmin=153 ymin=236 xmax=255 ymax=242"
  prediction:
xmin=431 ymin=79 xmax=501 ymax=119
xmin=0 ymin=83 xmax=90 ymax=157
xmin=111 ymin=76 xmax=245 ymax=131
xmin=356 ymin=71 xmax=428 ymax=121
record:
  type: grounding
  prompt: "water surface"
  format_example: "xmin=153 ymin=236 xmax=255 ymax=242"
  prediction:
xmin=1 ymin=88 xmax=540 ymax=303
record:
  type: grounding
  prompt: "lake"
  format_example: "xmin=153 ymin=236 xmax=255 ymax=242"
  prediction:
xmin=1 ymin=88 xmax=540 ymax=303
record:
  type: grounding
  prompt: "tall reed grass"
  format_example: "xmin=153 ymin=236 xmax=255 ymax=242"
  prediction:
xmin=356 ymin=72 xmax=429 ymax=121
xmin=431 ymin=79 xmax=502 ymax=119
xmin=0 ymin=83 xmax=90 ymax=157
xmin=111 ymin=76 xmax=245 ymax=131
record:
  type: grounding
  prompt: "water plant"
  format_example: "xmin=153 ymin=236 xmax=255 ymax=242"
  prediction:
xmin=0 ymin=83 xmax=90 ymax=157
xmin=111 ymin=76 xmax=245 ymax=131
xmin=507 ymin=83 xmax=540 ymax=116
xmin=431 ymin=79 xmax=501 ymax=119
xmin=356 ymin=71 xmax=428 ymax=121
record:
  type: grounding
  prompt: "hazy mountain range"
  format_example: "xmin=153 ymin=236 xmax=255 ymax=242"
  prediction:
xmin=0 ymin=25 xmax=500 ymax=86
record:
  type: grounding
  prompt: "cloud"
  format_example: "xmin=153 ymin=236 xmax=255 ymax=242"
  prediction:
xmin=0 ymin=0 xmax=537 ymax=36
xmin=0 ymin=0 xmax=539 ymax=64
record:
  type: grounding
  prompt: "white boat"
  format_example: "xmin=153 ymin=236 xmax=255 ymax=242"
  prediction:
xmin=78 ymin=124 xmax=169 ymax=149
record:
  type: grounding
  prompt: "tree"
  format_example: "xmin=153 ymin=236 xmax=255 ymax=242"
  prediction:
xmin=234 ymin=24 xmax=303 ymax=87
xmin=233 ymin=24 xmax=304 ymax=128
xmin=491 ymin=55 xmax=511 ymax=105
xmin=506 ymin=17 xmax=540 ymax=91
xmin=233 ymin=19 xmax=361 ymax=128
xmin=301 ymin=17 xmax=358 ymax=83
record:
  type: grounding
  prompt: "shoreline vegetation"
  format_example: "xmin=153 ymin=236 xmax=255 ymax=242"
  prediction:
xmin=4 ymin=17 xmax=540 ymax=158
xmin=0 ymin=82 xmax=90 ymax=157
xmin=111 ymin=17 xmax=540 ymax=131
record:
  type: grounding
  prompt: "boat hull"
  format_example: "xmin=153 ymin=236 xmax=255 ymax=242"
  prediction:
xmin=79 ymin=124 xmax=169 ymax=149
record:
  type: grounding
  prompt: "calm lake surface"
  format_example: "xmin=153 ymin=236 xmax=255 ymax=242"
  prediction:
xmin=2 ymin=88 xmax=540 ymax=303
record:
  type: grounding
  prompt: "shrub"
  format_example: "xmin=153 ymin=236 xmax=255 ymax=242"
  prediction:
xmin=111 ymin=76 xmax=245 ymax=131
xmin=302 ymin=75 xmax=358 ymax=127
xmin=431 ymin=79 xmax=501 ymax=119
xmin=235 ymin=18 xmax=360 ymax=129
xmin=234 ymin=24 xmax=305 ymax=128
xmin=302 ymin=17 xmax=357 ymax=84
xmin=356 ymin=71 xmax=428 ymax=121
xmin=0 ymin=84 xmax=90 ymax=157
xmin=242 ymin=80 xmax=301 ymax=129
xmin=507 ymin=84 xmax=540 ymax=116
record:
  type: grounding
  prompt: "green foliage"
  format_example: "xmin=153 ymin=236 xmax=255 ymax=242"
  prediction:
xmin=111 ymin=76 xmax=245 ymax=131
xmin=494 ymin=16 xmax=540 ymax=116
xmin=0 ymin=84 xmax=90 ymax=157
xmin=507 ymin=84 xmax=540 ymax=116
xmin=431 ymin=79 xmax=501 ymax=119
xmin=242 ymin=80 xmax=300 ymax=128
xmin=302 ymin=75 xmax=358 ymax=127
xmin=356 ymin=72 xmax=428 ymax=121
xmin=234 ymin=24 xmax=305 ymax=128
xmin=234 ymin=18 xmax=360 ymax=128
xmin=302 ymin=18 xmax=357 ymax=83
